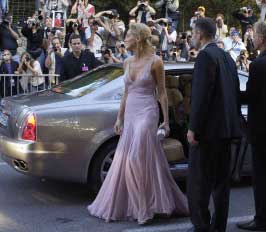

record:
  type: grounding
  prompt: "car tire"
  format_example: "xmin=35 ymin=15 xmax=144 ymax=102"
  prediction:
xmin=89 ymin=140 xmax=118 ymax=193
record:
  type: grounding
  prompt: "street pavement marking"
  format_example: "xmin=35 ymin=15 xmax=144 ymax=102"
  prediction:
xmin=123 ymin=215 xmax=253 ymax=232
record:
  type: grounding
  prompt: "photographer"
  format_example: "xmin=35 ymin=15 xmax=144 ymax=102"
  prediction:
xmin=94 ymin=9 xmax=125 ymax=53
xmin=129 ymin=0 xmax=156 ymax=24
xmin=236 ymin=49 xmax=250 ymax=72
xmin=232 ymin=6 xmax=257 ymax=40
xmin=155 ymin=18 xmax=177 ymax=60
xmin=16 ymin=52 xmax=44 ymax=92
xmin=187 ymin=46 xmax=198 ymax=62
xmin=224 ymin=30 xmax=246 ymax=61
xmin=155 ymin=0 xmax=180 ymax=30
xmin=256 ymin=0 xmax=266 ymax=22
xmin=176 ymin=31 xmax=191 ymax=60
xmin=85 ymin=17 xmax=104 ymax=58
xmin=0 ymin=13 xmax=20 ymax=62
xmin=244 ymin=24 xmax=257 ymax=61
xmin=215 ymin=13 xmax=228 ymax=40
xmin=64 ymin=20 xmax=86 ymax=48
xmin=71 ymin=0 xmax=95 ymax=28
xmin=45 ymin=37 xmax=67 ymax=83
xmin=115 ymin=41 xmax=130 ymax=61
xmin=21 ymin=17 xmax=44 ymax=60
xmin=101 ymin=48 xmax=121 ymax=64
xmin=190 ymin=6 xmax=205 ymax=29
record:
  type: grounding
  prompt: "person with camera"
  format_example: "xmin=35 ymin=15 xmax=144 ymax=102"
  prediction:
xmin=64 ymin=20 xmax=86 ymax=48
xmin=115 ymin=41 xmax=130 ymax=61
xmin=232 ymin=6 xmax=257 ymax=40
xmin=256 ymin=0 xmax=266 ymax=22
xmin=236 ymin=49 xmax=250 ymax=72
xmin=155 ymin=0 xmax=180 ymax=30
xmin=190 ymin=6 xmax=205 ymax=29
xmin=155 ymin=18 xmax=177 ymax=60
xmin=0 ymin=13 xmax=20 ymax=63
xmin=71 ymin=0 xmax=95 ymax=28
xmin=176 ymin=32 xmax=191 ymax=61
xmin=215 ymin=13 xmax=228 ymax=40
xmin=61 ymin=34 xmax=102 ymax=81
xmin=45 ymin=37 xmax=67 ymax=85
xmin=16 ymin=52 xmax=44 ymax=92
xmin=85 ymin=17 xmax=104 ymax=59
xmin=0 ymin=49 xmax=19 ymax=97
xmin=94 ymin=9 xmax=125 ymax=53
xmin=224 ymin=30 xmax=246 ymax=62
xmin=101 ymin=48 xmax=121 ymax=64
xmin=244 ymin=24 xmax=257 ymax=61
xmin=129 ymin=0 xmax=156 ymax=24
xmin=187 ymin=46 xmax=198 ymax=62
xmin=21 ymin=17 xmax=44 ymax=60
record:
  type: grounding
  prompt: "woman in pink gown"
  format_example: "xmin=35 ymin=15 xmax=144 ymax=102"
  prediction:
xmin=87 ymin=23 xmax=189 ymax=224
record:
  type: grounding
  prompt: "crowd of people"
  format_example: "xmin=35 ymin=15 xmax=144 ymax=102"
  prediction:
xmin=0 ymin=0 xmax=265 ymax=97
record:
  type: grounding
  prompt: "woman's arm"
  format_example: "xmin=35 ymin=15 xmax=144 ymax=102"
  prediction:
xmin=114 ymin=60 xmax=129 ymax=134
xmin=152 ymin=57 xmax=170 ymax=135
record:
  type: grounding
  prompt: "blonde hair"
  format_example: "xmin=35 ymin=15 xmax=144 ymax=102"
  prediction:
xmin=254 ymin=21 xmax=266 ymax=38
xmin=129 ymin=23 xmax=154 ymax=58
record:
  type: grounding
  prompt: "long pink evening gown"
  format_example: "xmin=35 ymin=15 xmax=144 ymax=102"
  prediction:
xmin=87 ymin=54 xmax=189 ymax=224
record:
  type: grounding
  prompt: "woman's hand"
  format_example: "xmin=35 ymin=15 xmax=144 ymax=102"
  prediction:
xmin=114 ymin=119 xmax=123 ymax=135
xmin=159 ymin=121 xmax=170 ymax=137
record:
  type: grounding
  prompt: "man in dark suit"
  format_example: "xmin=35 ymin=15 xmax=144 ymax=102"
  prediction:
xmin=0 ymin=49 xmax=19 ymax=97
xmin=186 ymin=17 xmax=242 ymax=232
xmin=60 ymin=34 xmax=102 ymax=82
xmin=237 ymin=21 xmax=266 ymax=231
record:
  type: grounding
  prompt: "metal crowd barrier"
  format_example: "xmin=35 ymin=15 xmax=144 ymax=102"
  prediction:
xmin=0 ymin=74 xmax=60 ymax=98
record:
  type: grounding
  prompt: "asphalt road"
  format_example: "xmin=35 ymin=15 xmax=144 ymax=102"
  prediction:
xmin=0 ymin=159 xmax=254 ymax=232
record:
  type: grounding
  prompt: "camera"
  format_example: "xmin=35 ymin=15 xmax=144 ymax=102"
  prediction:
xmin=53 ymin=46 xmax=58 ymax=52
xmin=120 ymin=43 xmax=125 ymax=48
xmin=92 ymin=20 xmax=99 ymax=26
xmin=25 ymin=56 xmax=31 ymax=62
xmin=138 ymin=0 xmax=147 ymax=11
xmin=103 ymin=49 xmax=111 ymax=56
xmin=73 ymin=23 xmax=79 ymax=28
xmin=181 ymin=32 xmax=187 ymax=40
xmin=194 ymin=11 xmax=200 ymax=16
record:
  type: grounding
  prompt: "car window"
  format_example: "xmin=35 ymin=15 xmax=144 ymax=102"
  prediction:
xmin=238 ymin=71 xmax=248 ymax=92
xmin=52 ymin=66 xmax=124 ymax=97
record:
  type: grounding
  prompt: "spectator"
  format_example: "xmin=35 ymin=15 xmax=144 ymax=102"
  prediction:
xmin=129 ymin=0 xmax=156 ymax=24
xmin=0 ymin=13 xmax=20 ymax=62
xmin=146 ymin=20 xmax=160 ymax=49
xmin=61 ymin=34 xmax=102 ymax=81
xmin=71 ymin=0 xmax=95 ymax=28
xmin=256 ymin=0 xmax=266 ymax=22
xmin=224 ymin=30 xmax=246 ymax=61
xmin=16 ymin=52 xmax=44 ymax=92
xmin=44 ymin=0 xmax=70 ymax=20
xmin=232 ymin=6 xmax=257 ymax=40
xmin=236 ymin=49 xmax=250 ymax=72
xmin=45 ymin=37 xmax=67 ymax=84
xmin=215 ymin=13 xmax=228 ymax=40
xmin=115 ymin=41 xmax=130 ymax=61
xmin=155 ymin=0 xmax=180 ymax=30
xmin=101 ymin=48 xmax=121 ymax=64
xmin=85 ymin=17 xmax=104 ymax=58
xmin=0 ymin=49 xmax=19 ymax=97
xmin=176 ymin=32 xmax=191 ymax=60
xmin=95 ymin=10 xmax=125 ymax=53
xmin=0 ymin=0 xmax=7 ymax=16
xmin=21 ymin=17 xmax=44 ymax=60
xmin=64 ymin=21 xmax=86 ymax=48
xmin=187 ymin=46 xmax=198 ymax=62
xmin=190 ymin=6 xmax=206 ymax=29
xmin=155 ymin=18 xmax=177 ymax=60
xmin=244 ymin=24 xmax=257 ymax=60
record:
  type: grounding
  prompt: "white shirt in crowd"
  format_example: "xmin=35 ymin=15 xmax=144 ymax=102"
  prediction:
xmin=85 ymin=26 xmax=104 ymax=58
xmin=256 ymin=0 xmax=266 ymax=21
xmin=223 ymin=37 xmax=246 ymax=61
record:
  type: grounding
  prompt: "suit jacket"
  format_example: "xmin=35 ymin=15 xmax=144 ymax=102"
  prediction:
xmin=0 ymin=60 xmax=19 ymax=97
xmin=189 ymin=43 xmax=242 ymax=141
xmin=247 ymin=50 xmax=266 ymax=142
xmin=60 ymin=50 xmax=103 ymax=82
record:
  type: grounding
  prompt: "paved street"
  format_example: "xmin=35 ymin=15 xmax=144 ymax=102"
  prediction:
xmin=0 ymin=159 xmax=254 ymax=232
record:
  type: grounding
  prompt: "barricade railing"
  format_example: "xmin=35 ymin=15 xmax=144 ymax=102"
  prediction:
xmin=0 ymin=74 xmax=60 ymax=98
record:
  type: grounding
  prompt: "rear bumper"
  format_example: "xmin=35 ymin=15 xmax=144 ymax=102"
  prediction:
xmin=0 ymin=135 xmax=87 ymax=183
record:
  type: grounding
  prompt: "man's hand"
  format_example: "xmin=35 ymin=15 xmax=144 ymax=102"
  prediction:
xmin=187 ymin=129 xmax=198 ymax=145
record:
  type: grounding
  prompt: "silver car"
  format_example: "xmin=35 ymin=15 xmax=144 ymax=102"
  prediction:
xmin=0 ymin=63 xmax=251 ymax=191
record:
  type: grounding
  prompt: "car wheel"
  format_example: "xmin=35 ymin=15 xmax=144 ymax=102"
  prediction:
xmin=89 ymin=141 xmax=117 ymax=193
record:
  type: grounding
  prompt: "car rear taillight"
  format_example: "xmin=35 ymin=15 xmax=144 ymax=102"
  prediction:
xmin=22 ymin=114 xmax=37 ymax=141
